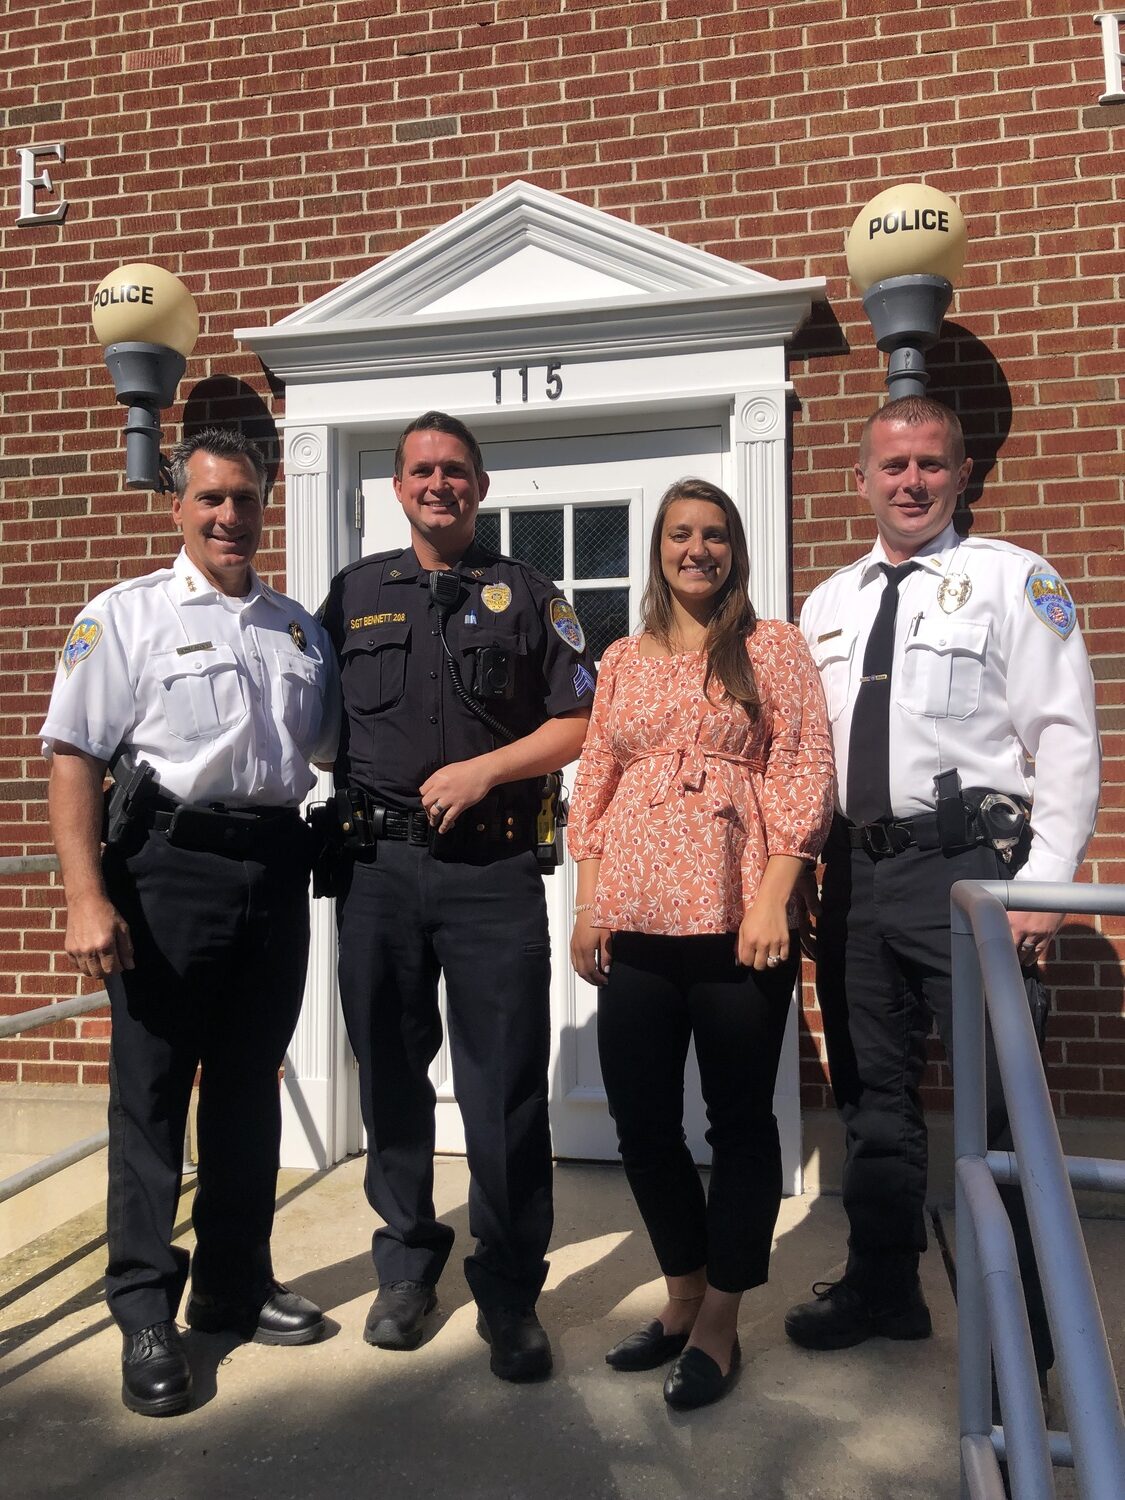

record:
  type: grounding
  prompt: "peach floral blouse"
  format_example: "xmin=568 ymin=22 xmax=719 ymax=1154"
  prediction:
xmin=567 ymin=621 xmax=836 ymax=936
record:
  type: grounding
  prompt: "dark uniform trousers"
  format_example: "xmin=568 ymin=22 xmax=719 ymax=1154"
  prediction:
xmin=816 ymin=818 xmax=1054 ymax=1370
xmin=102 ymin=822 xmax=312 ymax=1335
xmin=336 ymin=837 xmax=553 ymax=1312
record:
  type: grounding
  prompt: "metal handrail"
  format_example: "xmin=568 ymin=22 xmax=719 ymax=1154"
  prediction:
xmin=950 ymin=879 xmax=1125 ymax=1500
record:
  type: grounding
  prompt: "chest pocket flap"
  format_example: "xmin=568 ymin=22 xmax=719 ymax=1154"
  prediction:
xmin=153 ymin=644 xmax=247 ymax=742
xmin=342 ymin=621 xmax=411 ymax=713
xmin=809 ymin=628 xmax=857 ymax=723
xmin=901 ymin=616 xmax=989 ymax=719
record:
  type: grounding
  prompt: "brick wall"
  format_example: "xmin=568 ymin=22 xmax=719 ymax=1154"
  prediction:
xmin=1 ymin=0 xmax=1122 ymax=1114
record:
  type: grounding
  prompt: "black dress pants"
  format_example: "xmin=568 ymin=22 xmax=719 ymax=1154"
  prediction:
xmin=102 ymin=823 xmax=312 ymax=1335
xmin=336 ymin=840 xmax=553 ymax=1311
xmin=816 ymin=820 xmax=1053 ymax=1368
xmin=597 ymin=932 xmax=797 ymax=1293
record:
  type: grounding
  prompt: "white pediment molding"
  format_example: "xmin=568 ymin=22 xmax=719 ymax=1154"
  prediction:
xmin=236 ymin=181 xmax=825 ymax=383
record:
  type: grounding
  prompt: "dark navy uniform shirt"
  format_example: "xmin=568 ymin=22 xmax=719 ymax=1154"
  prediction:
xmin=321 ymin=542 xmax=598 ymax=818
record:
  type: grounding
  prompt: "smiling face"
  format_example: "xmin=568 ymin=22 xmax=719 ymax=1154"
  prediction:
xmin=393 ymin=427 xmax=489 ymax=563
xmin=659 ymin=498 xmax=733 ymax=615
xmin=856 ymin=416 xmax=972 ymax=563
xmin=171 ymin=450 xmax=264 ymax=596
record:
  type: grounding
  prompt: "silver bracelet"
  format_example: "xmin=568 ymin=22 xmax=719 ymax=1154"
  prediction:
xmin=574 ymin=902 xmax=595 ymax=913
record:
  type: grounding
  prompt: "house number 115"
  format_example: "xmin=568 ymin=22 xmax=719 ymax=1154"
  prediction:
xmin=492 ymin=363 xmax=564 ymax=404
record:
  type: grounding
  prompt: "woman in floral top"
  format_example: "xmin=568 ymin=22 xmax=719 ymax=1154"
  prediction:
xmin=568 ymin=478 xmax=834 ymax=1410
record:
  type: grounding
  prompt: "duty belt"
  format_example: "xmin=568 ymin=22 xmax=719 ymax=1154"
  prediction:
xmin=846 ymin=789 xmax=1030 ymax=862
xmin=346 ymin=789 xmax=532 ymax=852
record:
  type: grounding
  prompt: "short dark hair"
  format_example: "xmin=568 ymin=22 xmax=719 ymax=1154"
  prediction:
xmin=169 ymin=428 xmax=268 ymax=499
xmin=858 ymin=397 xmax=966 ymax=468
xmin=393 ymin=411 xmax=485 ymax=479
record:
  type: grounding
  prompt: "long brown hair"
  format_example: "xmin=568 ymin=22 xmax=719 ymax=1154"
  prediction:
xmin=639 ymin=478 xmax=760 ymax=719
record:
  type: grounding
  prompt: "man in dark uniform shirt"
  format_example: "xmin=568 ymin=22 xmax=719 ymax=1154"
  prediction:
xmin=320 ymin=411 xmax=595 ymax=1381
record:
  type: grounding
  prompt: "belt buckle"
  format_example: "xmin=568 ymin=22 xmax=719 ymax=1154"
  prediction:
xmin=862 ymin=822 xmax=896 ymax=858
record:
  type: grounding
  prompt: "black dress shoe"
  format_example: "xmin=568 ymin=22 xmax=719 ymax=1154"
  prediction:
xmin=783 ymin=1279 xmax=932 ymax=1351
xmin=663 ymin=1339 xmax=741 ymax=1410
xmin=475 ymin=1305 xmax=552 ymax=1382
xmin=364 ymin=1280 xmax=437 ymax=1350
xmin=186 ymin=1279 xmax=325 ymax=1345
xmin=121 ymin=1320 xmax=192 ymax=1417
xmin=605 ymin=1320 xmax=690 ymax=1372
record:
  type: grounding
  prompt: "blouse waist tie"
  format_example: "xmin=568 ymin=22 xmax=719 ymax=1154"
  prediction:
xmin=624 ymin=744 xmax=765 ymax=807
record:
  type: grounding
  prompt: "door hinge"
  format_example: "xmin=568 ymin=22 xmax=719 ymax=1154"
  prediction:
xmin=352 ymin=486 xmax=364 ymax=532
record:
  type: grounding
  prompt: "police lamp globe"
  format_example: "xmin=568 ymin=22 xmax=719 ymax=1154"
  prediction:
xmin=845 ymin=185 xmax=967 ymax=400
xmin=91 ymin=263 xmax=200 ymax=492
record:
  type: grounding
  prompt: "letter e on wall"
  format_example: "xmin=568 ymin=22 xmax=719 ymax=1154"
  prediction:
xmin=16 ymin=143 xmax=69 ymax=226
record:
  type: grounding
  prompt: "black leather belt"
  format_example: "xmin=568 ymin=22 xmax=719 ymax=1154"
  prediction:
xmin=348 ymin=788 xmax=531 ymax=853
xmin=138 ymin=797 xmax=301 ymax=857
xmin=376 ymin=807 xmax=431 ymax=845
xmin=846 ymin=815 xmax=950 ymax=858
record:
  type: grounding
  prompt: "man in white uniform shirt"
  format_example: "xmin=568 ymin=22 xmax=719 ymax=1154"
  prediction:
xmin=786 ymin=398 xmax=1099 ymax=1389
xmin=41 ymin=429 xmax=339 ymax=1417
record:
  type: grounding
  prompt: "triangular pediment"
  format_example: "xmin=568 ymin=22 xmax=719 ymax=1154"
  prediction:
xmin=236 ymin=182 xmax=824 ymax=382
xmin=276 ymin=180 xmax=777 ymax=327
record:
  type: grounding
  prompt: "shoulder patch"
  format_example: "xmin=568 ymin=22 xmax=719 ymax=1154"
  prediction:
xmin=1025 ymin=572 xmax=1075 ymax=639
xmin=550 ymin=597 xmax=585 ymax=653
xmin=62 ymin=618 xmax=102 ymax=675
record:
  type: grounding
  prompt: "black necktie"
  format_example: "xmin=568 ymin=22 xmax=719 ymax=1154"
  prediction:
xmin=845 ymin=562 xmax=919 ymax=825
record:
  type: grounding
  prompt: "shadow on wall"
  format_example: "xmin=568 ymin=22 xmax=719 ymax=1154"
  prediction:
xmin=181 ymin=377 xmax=281 ymax=495
xmin=923 ymin=321 xmax=1014 ymax=523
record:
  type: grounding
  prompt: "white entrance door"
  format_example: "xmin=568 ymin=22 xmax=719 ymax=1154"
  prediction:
xmin=357 ymin=422 xmax=800 ymax=1186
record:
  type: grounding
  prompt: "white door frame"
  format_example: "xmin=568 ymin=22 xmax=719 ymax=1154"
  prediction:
xmin=235 ymin=182 xmax=825 ymax=1178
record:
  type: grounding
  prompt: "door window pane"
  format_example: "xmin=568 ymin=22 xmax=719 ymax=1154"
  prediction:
xmin=510 ymin=508 xmax=564 ymax=579
xmin=574 ymin=505 xmax=628 ymax=579
xmin=475 ymin=511 xmax=501 ymax=554
xmin=574 ymin=587 xmax=629 ymax=661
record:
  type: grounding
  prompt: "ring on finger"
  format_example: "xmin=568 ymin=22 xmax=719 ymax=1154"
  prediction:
xmin=766 ymin=953 xmax=782 ymax=967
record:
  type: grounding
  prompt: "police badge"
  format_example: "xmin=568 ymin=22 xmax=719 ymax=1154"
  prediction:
xmin=481 ymin=583 xmax=512 ymax=614
xmin=289 ymin=621 xmax=308 ymax=652
xmin=937 ymin=574 xmax=972 ymax=613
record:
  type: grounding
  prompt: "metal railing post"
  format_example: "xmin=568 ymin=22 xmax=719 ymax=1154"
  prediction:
xmin=951 ymin=901 xmax=994 ymax=1499
xmin=951 ymin=880 xmax=1125 ymax=1500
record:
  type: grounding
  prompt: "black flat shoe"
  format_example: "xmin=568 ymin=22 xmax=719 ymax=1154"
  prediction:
xmin=663 ymin=1339 xmax=741 ymax=1410
xmin=121 ymin=1320 xmax=192 ymax=1417
xmin=605 ymin=1320 xmax=690 ymax=1372
xmin=186 ymin=1279 xmax=325 ymax=1346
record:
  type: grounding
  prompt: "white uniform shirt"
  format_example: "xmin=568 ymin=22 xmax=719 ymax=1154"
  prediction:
xmin=799 ymin=523 xmax=1099 ymax=884
xmin=41 ymin=549 xmax=340 ymax=807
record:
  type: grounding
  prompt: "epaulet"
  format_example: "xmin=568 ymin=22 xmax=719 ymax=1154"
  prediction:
xmin=498 ymin=552 xmax=559 ymax=591
xmin=955 ymin=534 xmax=1045 ymax=566
xmin=333 ymin=549 xmax=403 ymax=582
xmin=88 ymin=566 xmax=175 ymax=611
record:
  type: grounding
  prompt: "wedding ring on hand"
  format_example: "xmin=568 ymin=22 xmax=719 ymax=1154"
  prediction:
xmin=766 ymin=954 xmax=782 ymax=967
xmin=431 ymin=803 xmax=445 ymax=816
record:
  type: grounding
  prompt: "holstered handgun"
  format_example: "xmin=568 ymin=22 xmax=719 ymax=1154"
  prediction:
xmin=103 ymin=762 xmax=158 ymax=851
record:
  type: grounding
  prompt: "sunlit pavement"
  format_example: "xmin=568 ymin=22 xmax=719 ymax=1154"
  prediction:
xmin=2 ymin=1155 xmax=1120 ymax=1499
